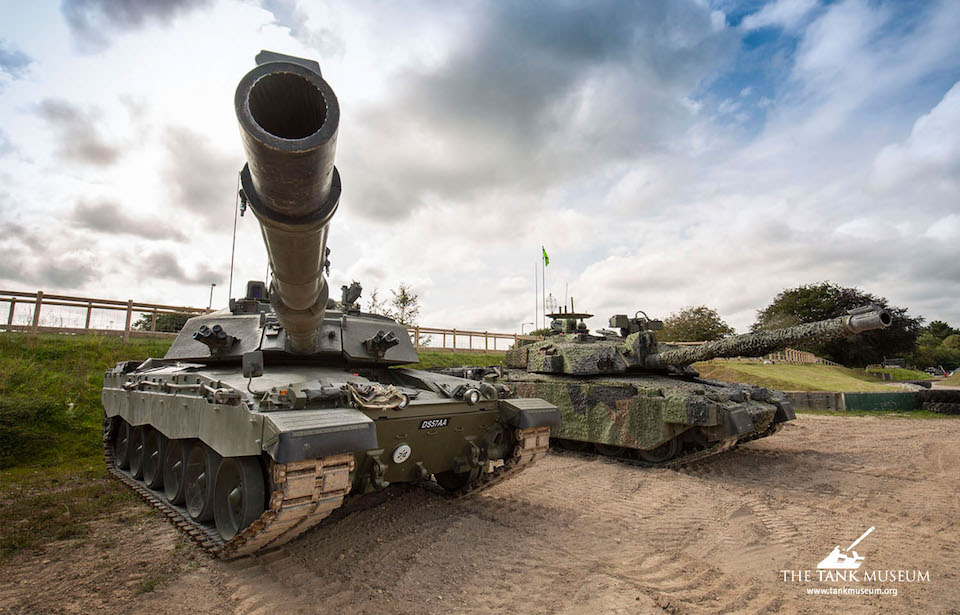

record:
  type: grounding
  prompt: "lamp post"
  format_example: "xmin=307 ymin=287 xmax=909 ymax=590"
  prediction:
xmin=521 ymin=322 xmax=534 ymax=334
xmin=208 ymin=283 xmax=217 ymax=311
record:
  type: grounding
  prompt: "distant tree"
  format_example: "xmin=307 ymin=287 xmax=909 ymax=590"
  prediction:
xmin=368 ymin=282 xmax=431 ymax=346
xmin=752 ymin=282 xmax=922 ymax=367
xmin=132 ymin=312 xmax=192 ymax=333
xmin=387 ymin=283 xmax=421 ymax=327
xmin=365 ymin=288 xmax=387 ymax=315
xmin=943 ymin=334 xmax=960 ymax=350
xmin=659 ymin=306 xmax=735 ymax=342
xmin=925 ymin=320 xmax=959 ymax=341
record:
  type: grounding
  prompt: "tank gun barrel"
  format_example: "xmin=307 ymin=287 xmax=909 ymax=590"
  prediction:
xmin=235 ymin=51 xmax=340 ymax=352
xmin=647 ymin=305 xmax=892 ymax=368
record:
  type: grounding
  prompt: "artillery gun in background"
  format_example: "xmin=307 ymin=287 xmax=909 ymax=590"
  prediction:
xmin=101 ymin=51 xmax=560 ymax=558
xmin=444 ymin=303 xmax=891 ymax=466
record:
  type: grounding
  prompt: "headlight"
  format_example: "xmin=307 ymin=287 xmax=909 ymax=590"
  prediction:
xmin=465 ymin=388 xmax=481 ymax=405
xmin=396 ymin=394 xmax=410 ymax=410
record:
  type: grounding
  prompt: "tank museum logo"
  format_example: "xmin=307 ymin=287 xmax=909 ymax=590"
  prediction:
xmin=779 ymin=527 xmax=931 ymax=598
xmin=817 ymin=526 xmax=874 ymax=571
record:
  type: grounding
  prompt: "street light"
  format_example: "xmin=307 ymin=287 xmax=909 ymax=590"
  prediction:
xmin=208 ymin=283 xmax=217 ymax=311
xmin=521 ymin=322 xmax=534 ymax=334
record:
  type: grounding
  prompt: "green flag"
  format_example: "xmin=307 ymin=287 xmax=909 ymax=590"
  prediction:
xmin=542 ymin=247 xmax=549 ymax=267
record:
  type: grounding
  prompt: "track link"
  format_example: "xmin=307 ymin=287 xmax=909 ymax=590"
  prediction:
xmin=105 ymin=422 xmax=551 ymax=556
xmin=449 ymin=426 xmax=551 ymax=497
xmin=104 ymin=421 xmax=353 ymax=559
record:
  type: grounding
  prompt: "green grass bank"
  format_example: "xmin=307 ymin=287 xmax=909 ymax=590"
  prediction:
xmin=0 ymin=333 xmax=504 ymax=471
xmin=694 ymin=361 xmax=895 ymax=392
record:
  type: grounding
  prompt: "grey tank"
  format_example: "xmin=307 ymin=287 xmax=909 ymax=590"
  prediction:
xmin=101 ymin=51 xmax=560 ymax=558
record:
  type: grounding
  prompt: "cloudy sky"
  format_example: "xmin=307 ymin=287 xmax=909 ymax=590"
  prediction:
xmin=0 ymin=0 xmax=958 ymax=334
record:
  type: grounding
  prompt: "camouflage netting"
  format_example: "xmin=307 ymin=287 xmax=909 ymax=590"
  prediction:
xmin=655 ymin=316 xmax=853 ymax=366
xmin=509 ymin=373 xmax=779 ymax=450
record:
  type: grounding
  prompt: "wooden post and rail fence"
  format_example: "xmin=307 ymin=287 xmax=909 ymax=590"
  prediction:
xmin=0 ymin=289 xmax=841 ymax=363
xmin=0 ymin=289 xmax=542 ymax=352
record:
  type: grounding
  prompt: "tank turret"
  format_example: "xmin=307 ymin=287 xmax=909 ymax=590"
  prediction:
xmin=162 ymin=52 xmax=418 ymax=365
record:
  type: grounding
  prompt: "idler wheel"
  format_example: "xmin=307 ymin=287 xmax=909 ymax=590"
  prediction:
xmin=214 ymin=457 xmax=266 ymax=541
xmin=114 ymin=420 xmax=132 ymax=469
xmin=184 ymin=442 xmax=221 ymax=522
xmin=434 ymin=469 xmax=477 ymax=492
xmin=129 ymin=426 xmax=146 ymax=479
xmin=142 ymin=429 xmax=167 ymax=490
xmin=594 ymin=443 xmax=627 ymax=457
xmin=163 ymin=440 xmax=189 ymax=505
xmin=637 ymin=438 xmax=681 ymax=463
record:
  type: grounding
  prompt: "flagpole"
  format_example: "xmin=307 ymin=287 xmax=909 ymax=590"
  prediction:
xmin=541 ymin=245 xmax=546 ymax=327
xmin=534 ymin=260 xmax=538 ymax=331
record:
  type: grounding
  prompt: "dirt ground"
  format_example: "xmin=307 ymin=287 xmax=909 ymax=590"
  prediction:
xmin=2 ymin=413 xmax=958 ymax=615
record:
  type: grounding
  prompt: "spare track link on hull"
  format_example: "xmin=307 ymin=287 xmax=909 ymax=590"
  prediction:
xmin=551 ymin=436 xmax=738 ymax=469
xmin=450 ymin=426 xmax=551 ymax=497
xmin=103 ymin=423 xmax=354 ymax=559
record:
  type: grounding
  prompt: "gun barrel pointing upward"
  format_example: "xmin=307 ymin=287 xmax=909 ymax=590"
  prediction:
xmin=847 ymin=526 xmax=875 ymax=551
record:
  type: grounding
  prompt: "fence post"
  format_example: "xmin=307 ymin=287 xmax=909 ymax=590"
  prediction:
xmin=84 ymin=301 xmax=93 ymax=331
xmin=30 ymin=291 xmax=43 ymax=337
xmin=123 ymin=299 xmax=133 ymax=342
xmin=513 ymin=333 xmax=518 ymax=348
xmin=485 ymin=331 xmax=488 ymax=351
xmin=6 ymin=298 xmax=15 ymax=327
xmin=442 ymin=332 xmax=446 ymax=349
xmin=151 ymin=309 xmax=157 ymax=332
xmin=414 ymin=326 xmax=420 ymax=350
xmin=452 ymin=329 xmax=456 ymax=350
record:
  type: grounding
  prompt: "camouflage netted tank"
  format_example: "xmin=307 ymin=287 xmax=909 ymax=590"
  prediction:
xmin=101 ymin=51 xmax=559 ymax=558
xmin=445 ymin=304 xmax=891 ymax=466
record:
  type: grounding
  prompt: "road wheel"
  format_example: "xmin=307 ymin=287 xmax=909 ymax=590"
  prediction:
xmin=114 ymin=420 xmax=132 ymax=469
xmin=184 ymin=443 xmax=221 ymax=522
xmin=129 ymin=426 xmax=146 ymax=479
xmin=163 ymin=440 xmax=189 ymax=505
xmin=142 ymin=430 xmax=167 ymax=490
xmin=637 ymin=437 xmax=681 ymax=463
xmin=434 ymin=469 xmax=477 ymax=491
xmin=594 ymin=443 xmax=627 ymax=457
xmin=214 ymin=457 xmax=266 ymax=541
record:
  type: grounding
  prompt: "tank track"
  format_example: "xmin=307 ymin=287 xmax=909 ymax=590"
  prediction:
xmin=447 ymin=426 xmax=552 ymax=497
xmin=736 ymin=421 xmax=784 ymax=444
xmin=103 ymin=423 xmax=353 ymax=559
xmin=550 ymin=436 xmax=738 ymax=469
xmin=104 ymin=424 xmax=550 ymax=555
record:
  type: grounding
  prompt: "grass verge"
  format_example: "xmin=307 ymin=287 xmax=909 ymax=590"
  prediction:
xmin=403 ymin=350 xmax=505 ymax=370
xmin=695 ymin=361 xmax=894 ymax=392
xmin=941 ymin=371 xmax=960 ymax=386
xmin=0 ymin=334 xmax=172 ymax=469
xmin=866 ymin=367 xmax=934 ymax=381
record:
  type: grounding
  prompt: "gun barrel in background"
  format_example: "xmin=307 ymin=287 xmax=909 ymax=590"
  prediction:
xmin=648 ymin=305 xmax=893 ymax=368
xmin=235 ymin=53 xmax=340 ymax=352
